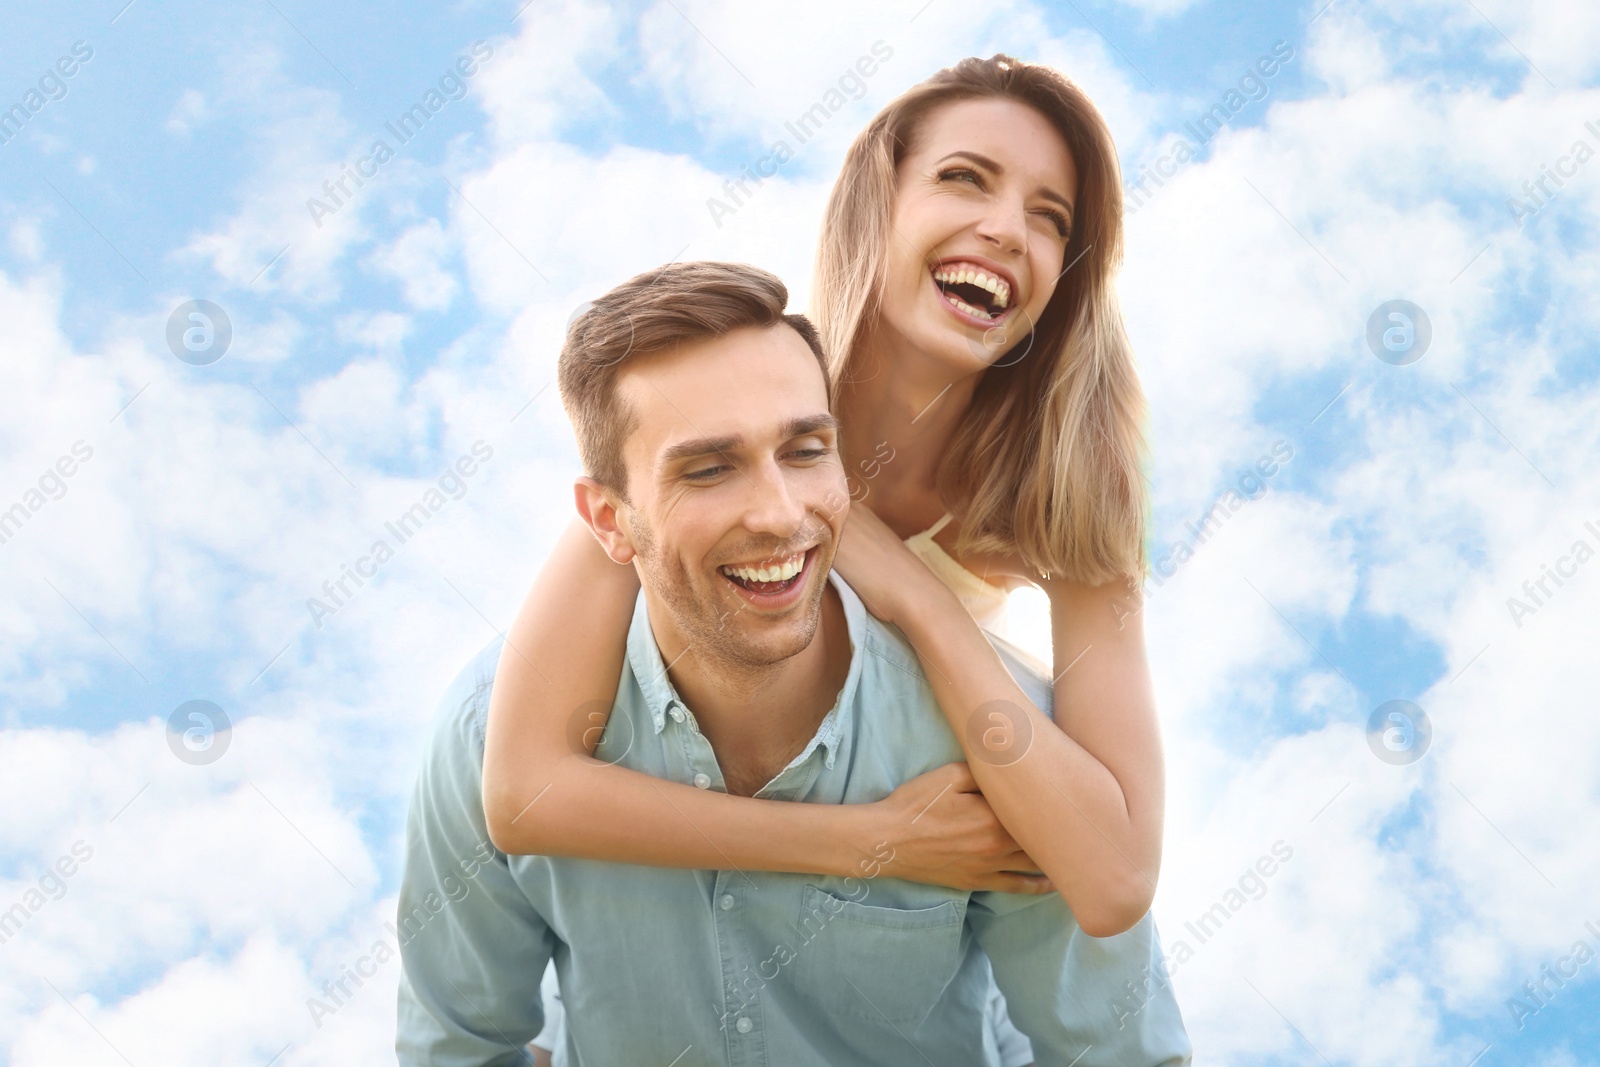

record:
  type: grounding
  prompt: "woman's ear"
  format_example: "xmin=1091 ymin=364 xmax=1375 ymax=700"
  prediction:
xmin=573 ymin=476 xmax=638 ymax=565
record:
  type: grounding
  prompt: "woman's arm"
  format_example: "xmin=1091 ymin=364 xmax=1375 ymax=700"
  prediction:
xmin=480 ymin=514 xmax=1054 ymax=894
xmin=833 ymin=504 xmax=1165 ymax=937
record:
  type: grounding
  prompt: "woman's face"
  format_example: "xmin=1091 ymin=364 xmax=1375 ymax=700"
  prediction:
xmin=876 ymin=96 xmax=1078 ymax=374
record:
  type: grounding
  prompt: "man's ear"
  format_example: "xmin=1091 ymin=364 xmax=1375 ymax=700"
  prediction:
xmin=574 ymin=476 xmax=638 ymax=565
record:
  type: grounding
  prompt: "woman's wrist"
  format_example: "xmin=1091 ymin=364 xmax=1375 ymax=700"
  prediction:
xmin=883 ymin=568 xmax=966 ymax=638
xmin=824 ymin=801 xmax=893 ymax=880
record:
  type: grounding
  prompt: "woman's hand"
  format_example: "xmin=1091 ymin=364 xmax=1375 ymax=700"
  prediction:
xmin=832 ymin=502 xmax=951 ymax=626
xmin=867 ymin=762 xmax=1054 ymax=895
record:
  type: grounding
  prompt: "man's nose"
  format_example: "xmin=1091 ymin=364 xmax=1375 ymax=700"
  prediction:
xmin=738 ymin=457 xmax=808 ymax=538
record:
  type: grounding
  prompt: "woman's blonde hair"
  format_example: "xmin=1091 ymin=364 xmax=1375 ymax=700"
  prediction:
xmin=813 ymin=54 xmax=1149 ymax=586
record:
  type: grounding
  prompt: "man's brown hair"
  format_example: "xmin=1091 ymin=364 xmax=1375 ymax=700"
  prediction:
xmin=558 ymin=261 xmax=829 ymax=499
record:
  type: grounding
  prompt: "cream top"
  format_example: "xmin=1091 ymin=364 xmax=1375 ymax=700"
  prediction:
xmin=901 ymin=512 xmax=1012 ymax=635
xmin=901 ymin=512 xmax=1056 ymax=695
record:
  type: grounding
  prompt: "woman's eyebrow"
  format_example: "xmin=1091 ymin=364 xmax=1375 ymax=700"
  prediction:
xmin=935 ymin=149 xmax=1001 ymax=170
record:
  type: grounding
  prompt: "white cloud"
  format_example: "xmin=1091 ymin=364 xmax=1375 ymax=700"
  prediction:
xmin=6 ymin=0 xmax=1600 ymax=1062
xmin=7 ymin=215 xmax=46 ymax=261
xmin=10 ymin=934 xmax=317 ymax=1066
xmin=164 ymin=88 xmax=211 ymax=136
xmin=629 ymin=0 xmax=1149 ymax=180
xmin=474 ymin=0 xmax=620 ymax=147
xmin=168 ymin=43 xmax=366 ymax=301
xmin=1122 ymin=9 xmax=1600 ymax=1058
xmin=1114 ymin=0 xmax=1206 ymax=16
xmin=369 ymin=219 xmax=458 ymax=311
xmin=0 ymin=253 xmax=582 ymax=1059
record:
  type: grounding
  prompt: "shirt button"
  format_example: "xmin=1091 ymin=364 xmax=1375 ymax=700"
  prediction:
xmin=719 ymin=894 xmax=735 ymax=910
xmin=669 ymin=705 xmax=685 ymax=723
xmin=735 ymin=1016 xmax=753 ymax=1034
xmin=692 ymin=773 xmax=711 ymax=789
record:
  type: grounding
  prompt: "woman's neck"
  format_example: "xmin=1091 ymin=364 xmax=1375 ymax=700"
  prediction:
xmin=835 ymin=332 xmax=980 ymax=536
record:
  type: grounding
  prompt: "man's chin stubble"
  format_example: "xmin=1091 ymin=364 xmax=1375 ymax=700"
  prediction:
xmin=692 ymin=576 xmax=828 ymax=669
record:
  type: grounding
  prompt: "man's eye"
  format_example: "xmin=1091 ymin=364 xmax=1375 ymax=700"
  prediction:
xmin=789 ymin=447 xmax=830 ymax=460
xmin=684 ymin=465 xmax=729 ymax=481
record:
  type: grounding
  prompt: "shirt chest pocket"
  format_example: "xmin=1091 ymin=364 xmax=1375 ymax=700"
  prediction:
xmin=787 ymin=884 xmax=966 ymax=1027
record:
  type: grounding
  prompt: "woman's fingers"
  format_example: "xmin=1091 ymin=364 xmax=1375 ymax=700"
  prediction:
xmin=997 ymin=850 xmax=1044 ymax=875
xmin=974 ymin=872 xmax=1056 ymax=894
xmin=890 ymin=761 xmax=977 ymax=807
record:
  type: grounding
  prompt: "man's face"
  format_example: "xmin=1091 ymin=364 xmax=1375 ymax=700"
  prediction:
xmin=612 ymin=324 xmax=848 ymax=667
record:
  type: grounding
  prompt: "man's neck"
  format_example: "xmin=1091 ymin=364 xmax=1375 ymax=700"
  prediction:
xmin=647 ymin=584 xmax=852 ymax=797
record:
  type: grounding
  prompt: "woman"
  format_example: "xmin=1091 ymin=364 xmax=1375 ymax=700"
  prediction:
xmin=488 ymin=54 xmax=1180 ymax=1065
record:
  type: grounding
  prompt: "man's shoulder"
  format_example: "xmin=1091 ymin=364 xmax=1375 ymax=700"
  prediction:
xmin=425 ymin=636 xmax=508 ymax=764
xmin=858 ymin=613 xmax=929 ymax=685
xmin=829 ymin=574 xmax=927 ymax=687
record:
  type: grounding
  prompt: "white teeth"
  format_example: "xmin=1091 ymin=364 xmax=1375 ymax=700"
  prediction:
xmin=931 ymin=263 xmax=1011 ymax=310
xmin=946 ymin=296 xmax=992 ymax=320
xmin=721 ymin=555 xmax=804 ymax=583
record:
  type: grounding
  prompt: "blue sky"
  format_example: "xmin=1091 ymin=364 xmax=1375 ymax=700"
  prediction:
xmin=2 ymin=0 xmax=1597 ymax=1063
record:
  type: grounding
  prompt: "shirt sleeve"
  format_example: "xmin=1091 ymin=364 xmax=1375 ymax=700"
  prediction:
xmin=396 ymin=642 xmax=558 ymax=1067
xmin=967 ymin=892 xmax=1192 ymax=1067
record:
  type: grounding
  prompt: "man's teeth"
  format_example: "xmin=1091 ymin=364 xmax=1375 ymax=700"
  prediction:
xmin=931 ymin=264 xmax=1011 ymax=309
xmin=721 ymin=556 xmax=804 ymax=583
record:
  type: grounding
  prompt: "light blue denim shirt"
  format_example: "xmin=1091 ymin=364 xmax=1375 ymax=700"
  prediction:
xmin=396 ymin=572 xmax=1191 ymax=1066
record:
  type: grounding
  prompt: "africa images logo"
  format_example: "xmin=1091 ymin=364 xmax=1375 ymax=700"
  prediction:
xmin=167 ymin=700 xmax=232 ymax=765
xmin=1366 ymin=700 xmax=1431 ymax=766
xmin=1366 ymin=300 xmax=1432 ymax=366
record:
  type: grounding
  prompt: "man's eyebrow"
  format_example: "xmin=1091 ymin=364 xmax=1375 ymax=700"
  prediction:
xmin=657 ymin=413 xmax=839 ymax=468
xmin=659 ymin=433 xmax=741 ymax=467
xmin=782 ymin=413 xmax=840 ymax=439
xmin=934 ymin=149 xmax=1075 ymax=221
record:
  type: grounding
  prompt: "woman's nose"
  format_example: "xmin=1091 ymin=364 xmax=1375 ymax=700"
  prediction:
xmin=974 ymin=197 xmax=1027 ymax=256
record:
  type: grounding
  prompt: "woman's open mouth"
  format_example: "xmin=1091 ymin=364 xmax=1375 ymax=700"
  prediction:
xmin=930 ymin=261 xmax=1015 ymax=325
xmin=717 ymin=546 xmax=816 ymax=607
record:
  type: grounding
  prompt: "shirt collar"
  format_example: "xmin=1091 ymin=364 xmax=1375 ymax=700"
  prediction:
xmin=624 ymin=570 xmax=868 ymax=769
xmin=625 ymin=588 xmax=684 ymax=735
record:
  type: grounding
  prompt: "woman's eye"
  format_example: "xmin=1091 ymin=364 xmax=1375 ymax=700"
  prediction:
xmin=937 ymin=167 xmax=982 ymax=186
xmin=1035 ymin=209 xmax=1071 ymax=238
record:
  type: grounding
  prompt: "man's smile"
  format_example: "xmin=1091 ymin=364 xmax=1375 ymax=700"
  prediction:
xmin=716 ymin=545 xmax=818 ymax=604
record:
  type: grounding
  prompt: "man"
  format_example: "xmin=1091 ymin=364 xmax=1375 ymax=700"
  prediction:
xmin=395 ymin=261 xmax=1191 ymax=1065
